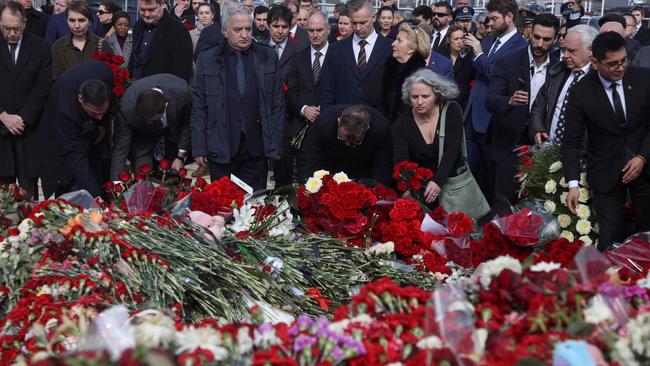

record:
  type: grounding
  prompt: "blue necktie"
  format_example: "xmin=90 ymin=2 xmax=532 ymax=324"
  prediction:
xmin=235 ymin=51 xmax=246 ymax=97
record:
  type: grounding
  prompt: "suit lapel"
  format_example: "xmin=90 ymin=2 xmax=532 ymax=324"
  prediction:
xmin=279 ymin=40 xmax=296 ymax=67
xmin=0 ymin=38 xmax=16 ymax=71
xmin=343 ymin=37 xmax=361 ymax=79
xmin=361 ymin=36 xmax=388 ymax=80
xmin=589 ymin=72 xmax=620 ymax=130
xmin=143 ymin=15 xmax=168 ymax=65
xmin=13 ymin=36 xmax=33 ymax=76
xmin=493 ymin=32 xmax=523 ymax=58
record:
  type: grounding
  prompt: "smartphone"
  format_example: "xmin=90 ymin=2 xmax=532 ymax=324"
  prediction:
xmin=517 ymin=77 xmax=526 ymax=92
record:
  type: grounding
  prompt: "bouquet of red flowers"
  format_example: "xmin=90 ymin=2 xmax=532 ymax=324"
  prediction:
xmin=490 ymin=206 xmax=560 ymax=246
xmin=606 ymin=232 xmax=650 ymax=277
xmin=392 ymin=161 xmax=434 ymax=204
xmin=92 ymin=50 xmax=131 ymax=97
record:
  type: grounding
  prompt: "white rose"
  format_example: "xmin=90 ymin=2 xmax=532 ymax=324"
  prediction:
xmin=332 ymin=172 xmax=350 ymax=184
xmin=560 ymin=230 xmax=574 ymax=242
xmin=545 ymin=179 xmax=557 ymax=194
xmin=530 ymin=261 xmax=562 ymax=272
xmin=312 ymin=170 xmax=330 ymax=180
xmin=558 ymin=214 xmax=572 ymax=228
xmin=578 ymin=188 xmax=590 ymax=203
xmin=576 ymin=204 xmax=591 ymax=219
xmin=416 ymin=335 xmax=443 ymax=350
xmin=305 ymin=177 xmax=323 ymax=193
xmin=579 ymin=235 xmax=593 ymax=246
xmin=580 ymin=172 xmax=588 ymax=187
xmin=560 ymin=192 xmax=568 ymax=206
xmin=548 ymin=161 xmax=563 ymax=173
xmin=559 ymin=177 xmax=568 ymax=188
xmin=544 ymin=200 xmax=556 ymax=214
xmin=576 ymin=219 xmax=592 ymax=235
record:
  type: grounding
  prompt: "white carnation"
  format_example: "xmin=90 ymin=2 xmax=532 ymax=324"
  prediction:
xmin=416 ymin=335 xmax=444 ymax=350
xmin=478 ymin=255 xmax=522 ymax=289
xmin=544 ymin=200 xmax=556 ymax=214
xmin=545 ymin=179 xmax=558 ymax=194
xmin=132 ymin=311 xmax=177 ymax=349
xmin=237 ymin=327 xmax=253 ymax=354
xmin=530 ymin=261 xmax=561 ymax=273
xmin=576 ymin=219 xmax=592 ymax=235
xmin=584 ymin=295 xmax=614 ymax=325
xmin=548 ymin=161 xmax=563 ymax=173
xmin=366 ymin=242 xmax=395 ymax=256
xmin=176 ymin=326 xmax=228 ymax=360
xmin=558 ymin=214 xmax=572 ymax=228
xmin=305 ymin=177 xmax=323 ymax=193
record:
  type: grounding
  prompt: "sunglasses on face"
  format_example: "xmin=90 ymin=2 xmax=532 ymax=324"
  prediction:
xmin=97 ymin=10 xmax=113 ymax=15
xmin=433 ymin=12 xmax=450 ymax=17
xmin=558 ymin=32 xmax=566 ymax=38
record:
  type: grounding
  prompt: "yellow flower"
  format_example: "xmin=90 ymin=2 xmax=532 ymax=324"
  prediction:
xmin=312 ymin=170 xmax=330 ymax=180
xmin=576 ymin=219 xmax=592 ymax=235
xmin=545 ymin=179 xmax=557 ymax=194
xmin=560 ymin=230 xmax=575 ymax=242
xmin=579 ymin=235 xmax=593 ymax=246
xmin=558 ymin=214 xmax=572 ymax=228
xmin=305 ymin=177 xmax=323 ymax=193
xmin=333 ymin=172 xmax=350 ymax=184
xmin=576 ymin=204 xmax=591 ymax=219
xmin=544 ymin=200 xmax=556 ymax=214
xmin=549 ymin=161 xmax=563 ymax=173
xmin=578 ymin=188 xmax=590 ymax=203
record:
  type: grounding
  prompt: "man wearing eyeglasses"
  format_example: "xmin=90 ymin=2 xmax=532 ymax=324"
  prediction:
xmin=296 ymin=105 xmax=392 ymax=185
xmin=563 ymin=32 xmax=650 ymax=249
xmin=430 ymin=0 xmax=452 ymax=55
xmin=0 ymin=1 xmax=51 ymax=199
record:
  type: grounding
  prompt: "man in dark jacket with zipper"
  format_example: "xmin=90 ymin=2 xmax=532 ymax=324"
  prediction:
xmin=528 ymin=24 xmax=597 ymax=145
xmin=192 ymin=5 xmax=284 ymax=191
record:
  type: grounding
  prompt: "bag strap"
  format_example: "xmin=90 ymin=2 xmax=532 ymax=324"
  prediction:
xmin=437 ymin=101 xmax=468 ymax=167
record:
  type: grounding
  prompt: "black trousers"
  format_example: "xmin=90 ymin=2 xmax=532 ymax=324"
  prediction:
xmin=593 ymin=174 xmax=650 ymax=250
xmin=209 ymin=135 xmax=267 ymax=191
xmin=272 ymin=129 xmax=295 ymax=187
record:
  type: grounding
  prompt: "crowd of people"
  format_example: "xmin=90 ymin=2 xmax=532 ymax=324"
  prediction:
xmin=2 ymin=0 xmax=650 ymax=248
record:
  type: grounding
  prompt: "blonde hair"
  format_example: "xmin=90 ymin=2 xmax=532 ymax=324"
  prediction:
xmin=398 ymin=23 xmax=431 ymax=59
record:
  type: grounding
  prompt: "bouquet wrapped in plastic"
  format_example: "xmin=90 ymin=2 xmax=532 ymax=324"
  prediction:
xmin=491 ymin=206 xmax=560 ymax=246
xmin=605 ymin=232 xmax=650 ymax=276
xmin=121 ymin=181 xmax=174 ymax=214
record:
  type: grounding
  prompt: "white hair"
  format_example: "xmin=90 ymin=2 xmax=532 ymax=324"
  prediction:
xmin=401 ymin=68 xmax=459 ymax=105
xmin=568 ymin=24 xmax=598 ymax=49
xmin=221 ymin=2 xmax=249 ymax=30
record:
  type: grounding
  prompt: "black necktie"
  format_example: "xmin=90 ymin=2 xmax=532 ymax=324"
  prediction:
xmin=610 ymin=82 xmax=627 ymax=126
xmin=235 ymin=51 xmax=246 ymax=97
xmin=553 ymin=70 xmax=584 ymax=145
xmin=313 ymin=51 xmax=322 ymax=83
xmin=357 ymin=40 xmax=367 ymax=71
xmin=9 ymin=43 xmax=17 ymax=65
xmin=488 ymin=38 xmax=501 ymax=57
xmin=433 ymin=32 xmax=441 ymax=49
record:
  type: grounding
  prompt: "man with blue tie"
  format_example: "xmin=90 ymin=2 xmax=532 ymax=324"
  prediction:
xmin=320 ymin=0 xmax=392 ymax=109
xmin=459 ymin=0 xmax=527 ymax=197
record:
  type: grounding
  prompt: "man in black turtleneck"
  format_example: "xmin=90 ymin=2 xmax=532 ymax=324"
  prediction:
xmin=19 ymin=0 xmax=48 ymax=38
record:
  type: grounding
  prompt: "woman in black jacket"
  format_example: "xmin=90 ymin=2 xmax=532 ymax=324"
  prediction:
xmin=363 ymin=23 xmax=431 ymax=122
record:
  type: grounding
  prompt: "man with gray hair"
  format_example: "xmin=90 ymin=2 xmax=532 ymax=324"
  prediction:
xmin=528 ymin=24 xmax=597 ymax=145
xmin=192 ymin=5 xmax=284 ymax=191
xmin=320 ymin=0 xmax=392 ymax=108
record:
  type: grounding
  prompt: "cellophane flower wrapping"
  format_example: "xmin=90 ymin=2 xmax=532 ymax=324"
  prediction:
xmin=491 ymin=206 xmax=560 ymax=247
xmin=58 ymin=190 xmax=101 ymax=209
xmin=122 ymin=181 xmax=172 ymax=214
xmin=422 ymin=215 xmax=472 ymax=268
xmin=606 ymin=232 xmax=650 ymax=277
xmin=573 ymin=245 xmax=612 ymax=291
xmin=79 ymin=305 xmax=134 ymax=360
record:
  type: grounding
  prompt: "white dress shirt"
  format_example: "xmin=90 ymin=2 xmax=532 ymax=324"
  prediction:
xmin=549 ymin=63 xmax=590 ymax=140
xmin=528 ymin=47 xmax=550 ymax=112
xmin=430 ymin=25 xmax=449 ymax=49
xmin=301 ymin=43 xmax=329 ymax=116
xmin=598 ymin=72 xmax=627 ymax=119
xmin=475 ymin=27 xmax=518 ymax=61
xmin=270 ymin=37 xmax=289 ymax=60
xmin=352 ymin=30 xmax=378 ymax=65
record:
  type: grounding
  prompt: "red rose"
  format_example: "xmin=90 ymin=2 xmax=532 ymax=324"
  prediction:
xmin=195 ymin=177 xmax=207 ymax=188
xmin=112 ymin=84 xmax=126 ymax=96
xmin=103 ymin=181 xmax=114 ymax=191
xmin=118 ymin=171 xmax=132 ymax=183
xmin=159 ymin=159 xmax=171 ymax=171
xmin=178 ymin=168 xmax=188 ymax=177
xmin=137 ymin=164 xmax=152 ymax=176
xmin=111 ymin=55 xmax=125 ymax=65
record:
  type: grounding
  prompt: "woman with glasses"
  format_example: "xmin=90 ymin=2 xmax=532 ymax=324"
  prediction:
xmin=363 ymin=23 xmax=431 ymax=122
xmin=552 ymin=24 xmax=566 ymax=60
xmin=189 ymin=2 xmax=213 ymax=52
xmin=103 ymin=10 xmax=131 ymax=68
xmin=52 ymin=0 xmax=112 ymax=79
xmin=392 ymin=68 xmax=463 ymax=204
xmin=96 ymin=1 xmax=119 ymax=36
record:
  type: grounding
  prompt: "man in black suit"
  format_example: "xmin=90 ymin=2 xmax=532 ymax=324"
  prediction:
xmin=631 ymin=6 xmax=650 ymax=45
xmin=39 ymin=60 xmax=114 ymax=198
xmin=111 ymin=74 xmax=191 ymax=180
xmin=263 ymin=4 xmax=303 ymax=186
xmin=564 ymin=32 xmax=650 ymax=249
xmin=20 ymin=0 xmax=48 ymax=38
xmin=528 ymin=24 xmax=597 ymax=145
xmin=486 ymin=13 xmax=559 ymax=206
xmin=284 ymin=0 xmax=308 ymax=48
xmin=129 ymin=0 xmax=193 ymax=83
xmin=0 ymin=1 xmax=51 ymax=198
xmin=599 ymin=14 xmax=641 ymax=64
xmin=296 ymin=105 xmax=392 ymax=184
xmin=320 ymin=0 xmax=392 ymax=108
xmin=430 ymin=1 xmax=452 ymax=56
xmin=192 ymin=5 xmax=284 ymax=191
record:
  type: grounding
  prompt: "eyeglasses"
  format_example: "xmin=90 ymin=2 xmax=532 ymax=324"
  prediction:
xmin=1 ymin=25 xmax=24 ymax=33
xmin=597 ymin=56 xmax=627 ymax=71
xmin=558 ymin=32 xmax=566 ymax=39
xmin=337 ymin=125 xmax=368 ymax=147
xmin=432 ymin=12 xmax=450 ymax=17
xmin=96 ymin=10 xmax=113 ymax=15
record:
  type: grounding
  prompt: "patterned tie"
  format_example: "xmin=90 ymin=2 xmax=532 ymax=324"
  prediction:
xmin=357 ymin=40 xmax=367 ymax=71
xmin=9 ymin=43 xmax=17 ymax=65
xmin=235 ymin=51 xmax=246 ymax=97
xmin=553 ymin=70 xmax=584 ymax=145
xmin=313 ymin=51 xmax=322 ymax=83
xmin=487 ymin=38 xmax=501 ymax=57
xmin=610 ymin=82 xmax=627 ymax=126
